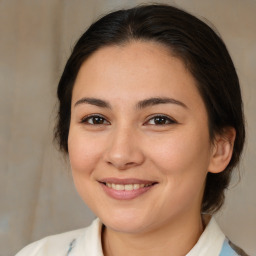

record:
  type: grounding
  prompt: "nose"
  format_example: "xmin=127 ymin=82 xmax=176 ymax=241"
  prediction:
xmin=103 ymin=125 xmax=145 ymax=170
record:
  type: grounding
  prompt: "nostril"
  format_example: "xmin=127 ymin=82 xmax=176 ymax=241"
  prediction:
xmin=106 ymin=159 xmax=138 ymax=170
xmin=126 ymin=162 xmax=136 ymax=166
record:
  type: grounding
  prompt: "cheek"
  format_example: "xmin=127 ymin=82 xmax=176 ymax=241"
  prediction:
xmin=147 ymin=132 xmax=210 ymax=214
xmin=68 ymin=130 xmax=107 ymax=208
xmin=146 ymin=127 xmax=211 ymax=191
xmin=68 ymin=130 xmax=104 ymax=178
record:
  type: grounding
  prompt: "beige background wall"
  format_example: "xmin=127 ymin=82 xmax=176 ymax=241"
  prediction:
xmin=0 ymin=0 xmax=255 ymax=255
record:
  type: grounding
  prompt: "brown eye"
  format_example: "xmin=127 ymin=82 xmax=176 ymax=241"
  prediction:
xmin=146 ymin=115 xmax=176 ymax=125
xmin=81 ymin=115 xmax=110 ymax=125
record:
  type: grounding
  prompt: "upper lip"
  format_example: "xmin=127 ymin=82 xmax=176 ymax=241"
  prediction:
xmin=98 ymin=177 xmax=158 ymax=185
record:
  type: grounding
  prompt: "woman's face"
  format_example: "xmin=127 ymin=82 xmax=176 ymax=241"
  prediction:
xmin=68 ymin=41 xmax=215 ymax=234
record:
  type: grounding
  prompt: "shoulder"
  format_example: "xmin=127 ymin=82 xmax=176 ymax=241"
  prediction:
xmin=15 ymin=228 xmax=86 ymax=256
xmin=15 ymin=218 xmax=102 ymax=256
xmin=188 ymin=216 xmax=250 ymax=256
xmin=220 ymin=239 xmax=250 ymax=256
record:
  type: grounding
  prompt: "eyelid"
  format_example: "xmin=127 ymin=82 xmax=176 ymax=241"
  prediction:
xmin=80 ymin=114 xmax=110 ymax=125
xmin=80 ymin=113 xmax=177 ymax=126
xmin=144 ymin=114 xmax=177 ymax=125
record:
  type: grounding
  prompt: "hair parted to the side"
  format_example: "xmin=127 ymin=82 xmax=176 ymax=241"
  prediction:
xmin=54 ymin=4 xmax=245 ymax=214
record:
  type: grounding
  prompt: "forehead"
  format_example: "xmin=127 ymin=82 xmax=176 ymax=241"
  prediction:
xmin=72 ymin=41 xmax=204 ymax=110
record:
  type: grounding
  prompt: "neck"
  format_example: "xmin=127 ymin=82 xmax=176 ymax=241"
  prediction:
xmin=102 ymin=213 xmax=206 ymax=256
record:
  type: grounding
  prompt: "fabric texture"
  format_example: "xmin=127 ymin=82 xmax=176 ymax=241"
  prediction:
xmin=15 ymin=217 xmax=248 ymax=256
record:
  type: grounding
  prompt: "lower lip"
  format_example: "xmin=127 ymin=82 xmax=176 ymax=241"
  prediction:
xmin=100 ymin=183 xmax=155 ymax=200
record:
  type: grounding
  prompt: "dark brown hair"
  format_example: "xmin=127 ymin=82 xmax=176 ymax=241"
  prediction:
xmin=55 ymin=4 xmax=245 ymax=214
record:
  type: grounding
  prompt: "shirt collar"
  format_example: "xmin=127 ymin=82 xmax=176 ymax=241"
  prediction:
xmin=77 ymin=217 xmax=225 ymax=256
xmin=186 ymin=217 xmax=225 ymax=256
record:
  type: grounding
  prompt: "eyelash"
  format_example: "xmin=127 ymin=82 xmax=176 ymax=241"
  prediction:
xmin=81 ymin=114 xmax=177 ymax=126
xmin=81 ymin=114 xmax=110 ymax=125
xmin=145 ymin=115 xmax=177 ymax=125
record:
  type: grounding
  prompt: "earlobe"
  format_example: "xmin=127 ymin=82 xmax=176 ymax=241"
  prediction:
xmin=208 ymin=127 xmax=236 ymax=174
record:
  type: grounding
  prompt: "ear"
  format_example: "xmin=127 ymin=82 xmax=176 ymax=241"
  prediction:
xmin=208 ymin=127 xmax=236 ymax=174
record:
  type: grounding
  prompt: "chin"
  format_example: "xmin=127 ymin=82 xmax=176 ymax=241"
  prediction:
xmin=99 ymin=210 xmax=152 ymax=234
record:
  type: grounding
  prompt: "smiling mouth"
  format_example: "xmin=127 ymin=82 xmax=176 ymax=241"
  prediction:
xmin=99 ymin=179 xmax=158 ymax=200
xmin=103 ymin=182 xmax=156 ymax=191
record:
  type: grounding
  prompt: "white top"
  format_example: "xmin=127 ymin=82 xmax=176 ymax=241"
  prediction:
xmin=15 ymin=217 xmax=240 ymax=256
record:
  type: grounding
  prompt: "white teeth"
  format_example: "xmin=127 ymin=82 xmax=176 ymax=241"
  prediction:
xmin=124 ymin=184 xmax=133 ymax=191
xmin=133 ymin=184 xmax=140 ymax=190
xmin=105 ymin=183 xmax=152 ymax=191
xmin=115 ymin=184 xmax=124 ymax=190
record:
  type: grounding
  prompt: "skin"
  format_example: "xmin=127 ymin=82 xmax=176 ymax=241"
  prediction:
xmin=68 ymin=41 xmax=235 ymax=256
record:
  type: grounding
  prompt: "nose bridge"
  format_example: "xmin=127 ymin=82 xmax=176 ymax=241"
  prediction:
xmin=104 ymin=122 xmax=144 ymax=169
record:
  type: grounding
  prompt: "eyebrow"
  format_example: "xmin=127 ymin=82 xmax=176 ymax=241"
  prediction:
xmin=74 ymin=97 xmax=187 ymax=109
xmin=74 ymin=97 xmax=111 ymax=108
xmin=136 ymin=97 xmax=187 ymax=109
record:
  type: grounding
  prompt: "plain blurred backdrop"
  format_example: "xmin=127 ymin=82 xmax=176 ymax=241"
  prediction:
xmin=0 ymin=0 xmax=255 ymax=255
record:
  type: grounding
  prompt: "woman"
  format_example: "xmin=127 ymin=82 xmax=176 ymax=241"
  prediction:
xmin=16 ymin=4 xmax=248 ymax=256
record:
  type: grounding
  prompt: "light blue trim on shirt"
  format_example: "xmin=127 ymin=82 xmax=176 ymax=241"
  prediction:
xmin=67 ymin=239 xmax=76 ymax=256
xmin=220 ymin=239 xmax=239 ymax=256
